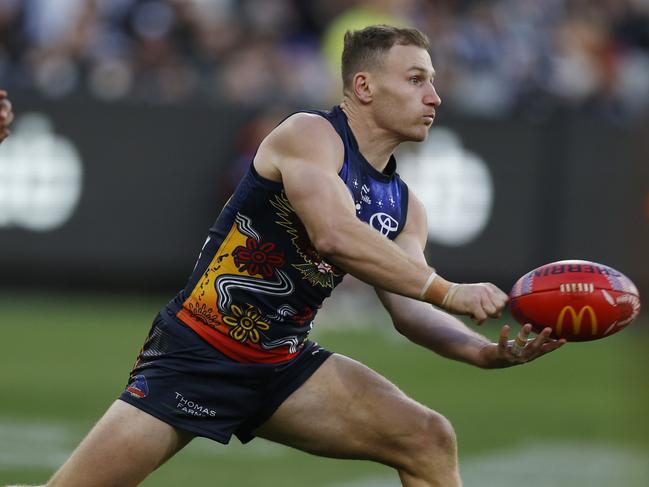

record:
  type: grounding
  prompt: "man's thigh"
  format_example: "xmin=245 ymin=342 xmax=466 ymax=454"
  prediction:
xmin=47 ymin=400 xmax=192 ymax=487
xmin=254 ymin=353 xmax=437 ymax=468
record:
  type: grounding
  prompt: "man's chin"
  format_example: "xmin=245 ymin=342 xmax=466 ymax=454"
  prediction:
xmin=394 ymin=124 xmax=430 ymax=143
xmin=406 ymin=130 xmax=428 ymax=143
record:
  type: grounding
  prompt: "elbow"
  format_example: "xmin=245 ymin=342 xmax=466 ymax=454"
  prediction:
xmin=311 ymin=230 xmax=346 ymax=259
xmin=392 ymin=314 xmax=414 ymax=337
xmin=309 ymin=215 xmax=363 ymax=260
xmin=393 ymin=321 xmax=409 ymax=338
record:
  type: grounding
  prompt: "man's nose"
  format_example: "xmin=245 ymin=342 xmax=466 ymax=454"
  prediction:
xmin=424 ymin=84 xmax=441 ymax=107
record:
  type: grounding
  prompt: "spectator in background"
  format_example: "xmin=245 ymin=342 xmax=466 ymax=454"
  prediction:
xmin=320 ymin=0 xmax=413 ymax=97
xmin=1 ymin=0 xmax=649 ymax=122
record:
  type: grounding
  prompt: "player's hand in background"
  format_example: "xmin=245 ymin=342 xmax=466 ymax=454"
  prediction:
xmin=441 ymin=282 xmax=508 ymax=324
xmin=0 ymin=90 xmax=14 ymax=143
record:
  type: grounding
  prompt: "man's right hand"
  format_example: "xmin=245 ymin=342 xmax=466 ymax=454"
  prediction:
xmin=442 ymin=282 xmax=509 ymax=324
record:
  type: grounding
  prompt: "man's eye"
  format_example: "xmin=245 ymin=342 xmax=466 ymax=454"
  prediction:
xmin=410 ymin=77 xmax=421 ymax=84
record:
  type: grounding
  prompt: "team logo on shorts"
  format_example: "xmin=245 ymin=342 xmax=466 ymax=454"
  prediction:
xmin=126 ymin=375 xmax=149 ymax=398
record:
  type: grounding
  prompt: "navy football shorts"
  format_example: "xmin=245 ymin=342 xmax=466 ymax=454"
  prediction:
xmin=119 ymin=313 xmax=332 ymax=444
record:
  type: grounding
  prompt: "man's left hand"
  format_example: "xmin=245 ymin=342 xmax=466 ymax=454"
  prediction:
xmin=479 ymin=323 xmax=566 ymax=369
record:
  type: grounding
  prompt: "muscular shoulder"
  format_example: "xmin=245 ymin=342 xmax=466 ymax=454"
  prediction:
xmin=255 ymin=112 xmax=344 ymax=181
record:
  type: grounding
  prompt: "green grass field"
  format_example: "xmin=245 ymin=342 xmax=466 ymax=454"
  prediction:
xmin=1 ymin=291 xmax=648 ymax=486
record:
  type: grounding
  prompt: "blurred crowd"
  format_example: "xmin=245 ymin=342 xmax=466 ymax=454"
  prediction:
xmin=1 ymin=0 xmax=649 ymax=121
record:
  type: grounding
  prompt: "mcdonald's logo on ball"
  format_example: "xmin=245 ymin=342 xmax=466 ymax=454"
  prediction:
xmin=509 ymin=260 xmax=641 ymax=342
xmin=556 ymin=305 xmax=598 ymax=337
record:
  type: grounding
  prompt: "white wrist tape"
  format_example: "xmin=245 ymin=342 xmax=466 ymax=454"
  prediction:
xmin=441 ymin=283 xmax=460 ymax=309
xmin=418 ymin=271 xmax=437 ymax=300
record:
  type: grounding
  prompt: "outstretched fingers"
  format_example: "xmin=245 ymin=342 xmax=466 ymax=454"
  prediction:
xmin=497 ymin=324 xmax=511 ymax=351
xmin=511 ymin=325 xmax=566 ymax=362
xmin=540 ymin=334 xmax=567 ymax=354
xmin=483 ymin=323 xmax=566 ymax=368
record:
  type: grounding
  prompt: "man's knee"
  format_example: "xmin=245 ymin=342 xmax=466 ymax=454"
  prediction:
xmin=400 ymin=409 xmax=458 ymax=471
xmin=424 ymin=410 xmax=457 ymax=455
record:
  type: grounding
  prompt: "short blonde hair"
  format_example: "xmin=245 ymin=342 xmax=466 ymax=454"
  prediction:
xmin=341 ymin=24 xmax=430 ymax=91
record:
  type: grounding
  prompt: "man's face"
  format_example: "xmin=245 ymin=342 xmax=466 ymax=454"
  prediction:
xmin=369 ymin=44 xmax=441 ymax=142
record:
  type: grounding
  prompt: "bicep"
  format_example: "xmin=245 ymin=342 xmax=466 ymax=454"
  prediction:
xmin=281 ymin=158 xmax=357 ymax=242
xmin=257 ymin=113 xmax=358 ymax=244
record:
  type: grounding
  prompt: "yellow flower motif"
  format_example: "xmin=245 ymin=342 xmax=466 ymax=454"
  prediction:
xmin=223 ymin=304 xmax=270 ymax=344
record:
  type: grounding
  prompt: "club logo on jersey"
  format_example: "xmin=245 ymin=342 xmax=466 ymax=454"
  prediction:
xmin=126 ymin=375 xmax=149 ymax=398
xmin=369 ymin=212 xmax=399 ymax=237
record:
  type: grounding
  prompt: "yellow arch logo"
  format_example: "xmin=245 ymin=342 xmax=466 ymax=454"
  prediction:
xmin=556 ymin=305 xmax=598 ymax=336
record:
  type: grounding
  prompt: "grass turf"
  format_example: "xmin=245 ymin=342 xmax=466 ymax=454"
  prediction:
xmin=1 ymin=291 xmax=647 ymax=486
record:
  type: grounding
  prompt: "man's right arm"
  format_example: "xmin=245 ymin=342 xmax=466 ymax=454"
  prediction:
xmin=253 ymin=113 xmax=502 ymax=319
xmin=254 ymin=113 xmax=447 ymax=302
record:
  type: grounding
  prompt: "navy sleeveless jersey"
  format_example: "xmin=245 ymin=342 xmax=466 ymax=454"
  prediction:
xmin=164 ymin=106 xmax=409 ymax=363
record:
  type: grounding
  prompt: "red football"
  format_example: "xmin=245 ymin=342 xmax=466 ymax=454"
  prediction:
xmin=509 ymin=260 xmax=641 ymax=341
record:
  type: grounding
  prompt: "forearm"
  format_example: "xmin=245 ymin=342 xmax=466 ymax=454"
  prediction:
xmin=317 ymin=219 xmax=452 ymax=304
xmin=393 ymin=304 xmax=492 ymax=367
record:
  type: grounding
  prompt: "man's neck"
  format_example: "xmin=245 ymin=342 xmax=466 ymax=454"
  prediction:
xmin=340 ymin=98 xmax=400 ymax=173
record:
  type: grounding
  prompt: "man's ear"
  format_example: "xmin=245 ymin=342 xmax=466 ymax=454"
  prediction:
xmin=352 ymin=72 xmax=374 ymax=104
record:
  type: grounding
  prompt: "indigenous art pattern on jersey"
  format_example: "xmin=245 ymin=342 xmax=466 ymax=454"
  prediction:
xmin=166 ymin=105 xmax=409 ymax=364
xmin=271 ymin=192 xmax=343 ymax=288
xmin=179 ymin=211 xmax=303 ymax=358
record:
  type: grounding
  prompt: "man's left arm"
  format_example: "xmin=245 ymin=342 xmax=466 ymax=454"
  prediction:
xmin=376 ymin=192 xmax=566 ymax=369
